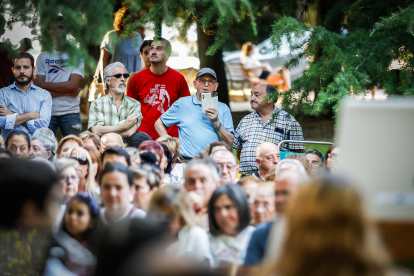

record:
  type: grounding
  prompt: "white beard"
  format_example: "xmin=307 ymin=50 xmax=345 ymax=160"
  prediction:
xmin=112 ymin=84 xmax=126 ymax=94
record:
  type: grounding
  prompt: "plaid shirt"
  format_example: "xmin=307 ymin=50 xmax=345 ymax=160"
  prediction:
xmin=88 ymin=93 xmax=142 ymax=130
xmin=233 ymin=107 xmax=305 ymax=175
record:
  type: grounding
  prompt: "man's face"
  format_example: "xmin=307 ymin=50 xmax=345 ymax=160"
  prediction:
xmin=184 ymin=163 xmax=219 ymax=206
xmin=102 ymin=153 xmax=128 ymax=168
xmin=250 ymin=84 xmax=271 ymax=111
xmin=193 ymin=73 xmax=218 ymax=95
xmin=150 ymin=41 xmax=168 ymax=64
xmin=305 ymin=153 xmax=321 ymax=175
xmin=83 ymin=138 xmax=98 ymax=151
xmin=100 ymin=171 xmax=133 ymax=214
xmin=107 ymin=66 xmax=127 ymax=93
xmin=252 ymin=187 xmax=275 ymax=224
xmin=274 ymin=179 xmax=290 ymax=214
xmin=49 ymin=20 xmax=67 ymax=41
xmin=257 ymin=145 xmax=280 ymax=173
xmin=13 ymin=58 xmax=34 ymax=86
xmin=212 ymin=153 xmax=238 ymax=184
xmin=133 ymin=177 xmax=155 ymax=211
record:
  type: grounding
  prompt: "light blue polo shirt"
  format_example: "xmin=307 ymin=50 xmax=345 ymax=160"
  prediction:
xmin=161 ymin=94 xmax=234 ymax=158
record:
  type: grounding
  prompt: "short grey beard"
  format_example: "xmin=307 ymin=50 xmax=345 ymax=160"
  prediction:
xmin=112 ymin=85 xmax=126 ymax=94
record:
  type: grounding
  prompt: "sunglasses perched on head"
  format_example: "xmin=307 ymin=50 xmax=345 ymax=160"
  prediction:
xmin=110 ymin=73 xmax=130 ymax=79
xmin=69 ymin=157 xmax=89 ymax=165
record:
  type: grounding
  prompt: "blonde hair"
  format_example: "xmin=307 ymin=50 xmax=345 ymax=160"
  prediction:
xmin=57 ymin=135 xmax=84 ymax=156
xmin=64 ymin=147 xmax=96 ymax=196
xmin=262 ymin=176 xmax=390 ymax=276
xmin=240 ymin=42 xmax=255 ymax=64
xmin=149 ymin=185 xmax=196 ymax=228
xmin=265 ymin=164 xmax=277 ymax=181
xmin=156 ymin=135 xmax=180 ymax=162
xmin=79 ymin=131 xmax=102 ymax=151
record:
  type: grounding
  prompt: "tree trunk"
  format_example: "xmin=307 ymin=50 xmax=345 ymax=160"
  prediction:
xmin=196 ymin=23 xmax=230 ymax=107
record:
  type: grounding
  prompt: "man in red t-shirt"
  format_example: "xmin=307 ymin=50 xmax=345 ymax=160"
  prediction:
xmin=127 ymin=37 xmax=190 ymax=139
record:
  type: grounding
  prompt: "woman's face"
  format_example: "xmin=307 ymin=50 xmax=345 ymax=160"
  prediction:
xmin=60 ymin=166 xmax=79 ymax=198
xmin=64 ymin=199 xmax=93 ymax=239
xmin=6 ymin=135 xmax=29 ymax=158
xmin=159 ymin=153 xmax=168 ymax=172
xmin=213 ymin=194 xmax=240 ymax=236
xmin=91 ymin=160 xmax=99 ymax=180
xmin=70 ymin=151 xmax=88 ymax=179
xmin=248 ymin=45 xmax=254 ymax=56
xmin=59 ymin=140 xmax=80 ymax=159
xmin=141 ymin=45 xmax=151 ymax=68
xmin=29 ymin=139 xmax=51 ymax=159
xmin=326 ymin=147 xmax=340 ymax=171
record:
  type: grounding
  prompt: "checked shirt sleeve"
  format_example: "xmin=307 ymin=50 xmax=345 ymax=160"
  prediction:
xmin=88 ymin=101 xmax=104 ymax=130
xmin=286 ymin=118 xmax=305 ymax=150
xmin=232 ymin=119 xmax=244 ymax=151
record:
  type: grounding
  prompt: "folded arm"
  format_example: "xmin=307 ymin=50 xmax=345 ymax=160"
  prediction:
xmin=33 ymin=74 xmax=83 ymax=97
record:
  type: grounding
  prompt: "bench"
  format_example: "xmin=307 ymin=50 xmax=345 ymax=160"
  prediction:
xmin=224 ymin=61 xmax=286 ymax=100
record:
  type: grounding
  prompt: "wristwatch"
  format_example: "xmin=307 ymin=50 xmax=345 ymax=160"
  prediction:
xmin=214 ymin=122 xmax=222 ymax=132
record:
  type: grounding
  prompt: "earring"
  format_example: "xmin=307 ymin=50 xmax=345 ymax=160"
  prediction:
xmin=129 ymin=195 xmax=134 ymax=202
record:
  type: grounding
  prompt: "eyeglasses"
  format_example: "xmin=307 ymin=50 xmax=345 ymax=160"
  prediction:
xmin=69 ymin=157 xmax=89 ymax=165
xmin=327 ymin=153 xmax=339 ymax=161
xmin=110 ymin=73 xmax=130 ymax=79
xmin=198 ymin=78 xmax=217 ymax=86
xmin=217 ymin=162 xmax=237 ymax=171
xmin=60 ymin=174 xmax=80 ymax=183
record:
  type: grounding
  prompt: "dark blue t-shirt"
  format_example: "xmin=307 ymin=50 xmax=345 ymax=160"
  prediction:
xmin=243 ymin=221 xmax=273 ymax=265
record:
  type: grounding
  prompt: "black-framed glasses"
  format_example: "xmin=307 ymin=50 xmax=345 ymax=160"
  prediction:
xmin=111 ymin=73 xmax=130 ymax=79
xmin=69 ymin=157 xmax=89 ymax=165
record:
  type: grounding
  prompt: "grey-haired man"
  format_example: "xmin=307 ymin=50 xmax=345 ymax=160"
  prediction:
xmin=88 ymin=62 xmax=142 ymax=138
xmin=155 ymin=68 xmax=234 ymax=160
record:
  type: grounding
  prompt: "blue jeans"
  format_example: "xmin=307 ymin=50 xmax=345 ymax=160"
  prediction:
xmin=49 ymin=113 xmax=82 ymax=137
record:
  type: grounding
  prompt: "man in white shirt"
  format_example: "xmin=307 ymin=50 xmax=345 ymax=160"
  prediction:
xmin=33 ymin=16 xmax=84 ymax=136
xmin=99 ymin=163 xmax=145 ymax=226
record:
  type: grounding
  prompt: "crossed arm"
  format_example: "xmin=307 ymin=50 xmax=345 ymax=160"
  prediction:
xmin=33 ymin=74 xmax=83 ymax=98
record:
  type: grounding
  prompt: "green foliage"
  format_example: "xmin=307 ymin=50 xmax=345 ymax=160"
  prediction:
xmin=267 ymin=2 xmax=414 ymax=119
xmin=1 ymin=0 xmax=113 ymax=71
xmin=121 ymin=0 xmax=297 ymax=56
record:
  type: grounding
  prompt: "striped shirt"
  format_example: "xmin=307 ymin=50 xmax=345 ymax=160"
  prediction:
xmin=233 ymin=107 xmax=305 ymax=175
xmin=88 ymin=93 xmax=142 ymax=130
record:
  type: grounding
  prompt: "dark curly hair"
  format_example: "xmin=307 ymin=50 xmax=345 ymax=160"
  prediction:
xmin=113 ymin=6 xmax=139 ymax=32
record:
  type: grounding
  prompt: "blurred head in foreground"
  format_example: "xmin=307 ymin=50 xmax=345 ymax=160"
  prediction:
xmin=267 ymin=174 xmax=390 ymax=276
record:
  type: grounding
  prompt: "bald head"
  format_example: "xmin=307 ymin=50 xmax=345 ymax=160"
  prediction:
xmin=274 ymin=169 xmax=308 ymax=214
xmin=211 ymin=149 xmax=238 ymax=184
xmin=101 ymin=133 xmax=123 ymax=153
xmin=255 ymin=142 xmax=280 ymax=174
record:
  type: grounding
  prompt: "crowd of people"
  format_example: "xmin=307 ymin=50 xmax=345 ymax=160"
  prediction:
xmin=0 ymin=8 xmax=398 ymax=276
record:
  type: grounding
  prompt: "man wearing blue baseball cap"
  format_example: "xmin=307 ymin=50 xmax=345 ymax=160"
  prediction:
xmin=155 ymin=68 xmax=234 ymax=161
